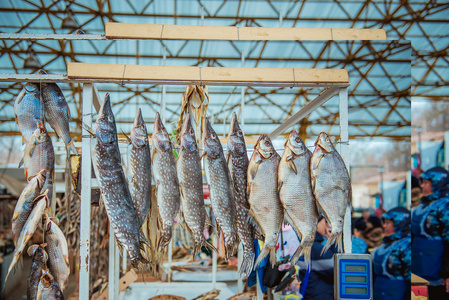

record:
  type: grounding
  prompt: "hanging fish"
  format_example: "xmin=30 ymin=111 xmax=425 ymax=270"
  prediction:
xmin=311 ymin=132 xmax=351 ymax=254
xmin=278 ymin=130 xmax=318 ymax=268
xmin=227 ymin=112 xmax=255 ymax=275
xmin=36 ymin=269 xmax=64 ymax=300
xmin=248 ymin=135 xmax=283 ymax=268
xmin=203 ymin=118 xmax=236 ymax=261
xmin=27 ymin=244 xmax=49 ymax=300
xmin=14 ymin=83 xmax=44 ymax=142
xmin=177 ymin=114 xmax=216 ymax=258
xmin=152 ymin=112 xmax=180 ymax=253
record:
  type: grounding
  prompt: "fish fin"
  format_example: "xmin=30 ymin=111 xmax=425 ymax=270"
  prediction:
xmin=19 ymin=139 xmax=36 ymax=168
xmin=278 ymin=181 xmax=284 ymax=194
xmin=66 ymin=140 xmax=78 ymax=156
xmin=286 ymin=157 xmax=297 ymax=175
xmin=27 ymin=244 xmax=39 ymax=257
xmin=311 ymin=152 xmax=324 ymax=170
xmin=121 ymin=128 xmax=132 ymax=144
xmin=239 ymin=247 xmax=256 ymax=276
xmin=254 ymin=245 xmax=277 ymax=269
xmin=246 ymin=182 xmax=251 ymax=201
xmin=204 ymin=208 xmax=213 ymax=228
xmin=82 ymin=123 xmax=96 ymax=137
xmin=247 ymin=210 xmax=264 ymax=239
xmin=321 ymin=232 xmax=343 ymax=255
xmin=179 ymin=184 xmax=184 ymax=199
xmin=290 ymin=245 xmax=303 ymax=266
xmin=311 ymin=176 xmax=316 ymax=192
xmin=116 ymin=240 xmax=124 ymax=253
xmin=18 ymin=157 xmax=24 ymax=169
xmin=248 ymin=161 xmax=260 ymax=181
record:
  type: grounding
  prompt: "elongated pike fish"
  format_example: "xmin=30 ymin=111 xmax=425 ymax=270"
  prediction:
xmin=27 ymin=244 xmax=48 ymax=300
xmin=43 ymin=215 xmax=70 ymax=291
xmin=14 ymin=83 xmax=44 ymax=142
xmin=227 ymin=112 xmax=254 ymax=275
xmin=311 ymin=132 xmax=351 ymax=254
xmin=19 ymin=122 xmax=54 ymax=206
xmin=248 ymin=135 xmax=283 ymax=268
xmin=12 ymin=169 xmax=46 ymax=246
xmin=91 ymin=93 xmax=148 ymax=269
xmin=36 ymin=269 xmax=64 ymax=300
xmin=38 ymin=69 xmax=77 ymax=155
xmin=126 ymin=108 xmax=152 ymax=228
xmin=279 ymin=130 xmax=318 ymax=268
xmin=203 ymin=118 xmax=236 ymax=260
xmin=152 ymin=112 xmax=180 ymax=253
xmin=178 ymin=114 xmax=216 ymax=258
xmin=5 ymin=191 xmax=49 ymax=285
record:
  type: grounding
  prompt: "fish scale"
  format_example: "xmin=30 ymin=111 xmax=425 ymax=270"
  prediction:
xmin=227 ymin=112 xmax=255 ymax=276
xmin=14 ymin=83 xmax=44 ymax=142
xmin=248 ymin=134 xmax=283 ymax=268
xmin=278 ymin=130 xmax=318 ymax=268
xmin=178 ymin=114 xmax=216 ymax=258
xmin=203 ymin=118 xmax=236 ymax=261
xmin=152 ymin=112 xmax=180 ymax=253
xmin=91 ymin=93 xmax=148 ymax=269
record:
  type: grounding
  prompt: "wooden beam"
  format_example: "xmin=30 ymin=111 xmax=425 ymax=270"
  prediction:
xmin=105 ymin=23 xmax=386 ymax=41
xmin=67 ymin=63 xmax=349 ymax=86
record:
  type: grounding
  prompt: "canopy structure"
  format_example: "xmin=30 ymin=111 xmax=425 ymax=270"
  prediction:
xmin=0 ymin=0 xmax=444 ymax=141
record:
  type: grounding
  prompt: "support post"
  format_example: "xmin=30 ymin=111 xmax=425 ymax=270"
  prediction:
xmin=79 ymin=83 xmax=93 ymax=299
xmin=445 ymin=131 xmax=449 ymax=170
xmin=161 ymin=47 xmax=167 ymax=124
xmin=240 ymin=51 xmax=245 ymax=128
xmin=339 ymin=87 xmax=352 ymax=254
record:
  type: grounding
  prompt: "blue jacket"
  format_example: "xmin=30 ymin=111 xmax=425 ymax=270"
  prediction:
xmin=373 ymin=206 xmax=411 ymax=300
xmin=412 ymin=167 xmax=449 ymax=286
xmin=297 ymin=232 xmax=338 ymax=300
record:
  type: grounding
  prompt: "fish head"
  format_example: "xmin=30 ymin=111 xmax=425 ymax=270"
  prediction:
xmin=315 ymin=132 xmax=335 ymax=153
xmin=39 ymin=269 xmax=54 ymax=288
xmin=286 ymin=130 xmax=307 ymax=156
xmin=227 ymin=112 xmax=246 ymax=156
xmin=96 ymin=93 xmax=117 ymax=144
xmin=255 ymin=134 xmax=275 ymax=159
xmin=34 ymin=122 xmax=49 ymax=143
xmin=180 ymin=113 xmax=198 ymax=153
xmin=187 ymin=85 xmax=204 ymax=127
xmin=130 ymin=108 xmax=148 ymax=148
xmin=37 ymin=69 xmax=47 ymax=75
xmin=152 ymin=112 xmax=171 ymax=152
xmin=203 ymin=118 xmax=223 ymax=158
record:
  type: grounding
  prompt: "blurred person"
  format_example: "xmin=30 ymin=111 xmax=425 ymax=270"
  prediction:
xmin=375 ymin=203 xmax=386 ymax=218
xmin=373 ymin=207 xmax=411 ymax=300
xmin=297 ymin=215 xmax=338 ymax=300
xmin=411 ymin=175 xmax=422 ymax=208
xmin=352 ymin=218 xmax=368 ymax=253
xmin=412 ymin=166 xmax=449 ymax=299
xmin=357 ymin=208 xmax=383 ymax=248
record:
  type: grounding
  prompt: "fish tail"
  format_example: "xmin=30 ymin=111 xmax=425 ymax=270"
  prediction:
xmin=224 ymin=232 xmax=236 ymax=261
xmin=67 ymin=140 xmax=79 ymax=156
xmin=321 ymin=231 xmax=343 ymax=256
xmin=290 ymin=245 xmax=303 ymax=266
xmin=239 ymin=248 xmax=255 ymax=276
xmin=302 ymin=247 xmax=312 ymax=270
xmin=4 ymin=253 xmax=19 ymax=287
xmin=157 ymin=225 xmax=172 ymax=254
xmin=192 ymin=230 xmax=216 ymax=260
xmin=254 ymin=244 xmax=275 ymax=269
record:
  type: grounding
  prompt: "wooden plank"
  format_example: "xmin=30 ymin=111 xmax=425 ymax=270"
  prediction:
xmin=238 ymin=27 xmax=332 ymax=40
xmin=105 ymin=23 xmax=386 ymax=41
xmin=93 ymin=269 xmax=138 ymax=300
xmin=67 ymin=63 xmax=349 ymax=84
xmin=332 ymin=28 xmax=386 ymax=40
xmin=411 ymin=273 xmax=429 ymax=286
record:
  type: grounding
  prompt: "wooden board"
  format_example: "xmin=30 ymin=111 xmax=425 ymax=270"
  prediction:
xmin=411 ymin=273 xmax=430 ymax=286
xmin=67 ymin=63 xmax=349 ymax=85
xmin=105 ymin=23 xmax=386 ymax=41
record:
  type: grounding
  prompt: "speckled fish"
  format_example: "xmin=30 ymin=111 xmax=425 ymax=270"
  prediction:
xmin=177 ymin=114 xmax=215 ymax=258
xmin=43 ymin=215 xmax=70 ymax=292
xmin=248 ymin=134 xmax=283 ymax=268
xmin=278 ymin=130 xmax=318 ymax=268
xmin=5 ymin=191 xmax=49 ymax=285
xmin=12 ymin=169 xmax=46 ymax=246
xmin=27 ymin=244 xmax=48 ymax=300
xmin=36 ymin=269 xmax=64 ymax=300
xmin=14 ymin=83 xmax=44 ymax=142
xmin=126 ymin=108 xmax=151 ymax=227
xmin=203 ymin=118 xmax=236 ymax=260
xmin=91 ymin=93 xmax=148 ymax=268
xmin=19 ymin=122 xmax=54 ymax=206
xmin=311 ymin=132 xmax=351 ymax=254
xmin=38 ymin=69 xmax=77 ymax=155
xmin=227 ymin=112 xmax=254 ymax=275
xmin=151 ymin=112 xmax=180 ymax=253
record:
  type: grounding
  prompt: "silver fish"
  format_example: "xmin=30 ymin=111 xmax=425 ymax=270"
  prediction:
xmin=248 ymin=134 xmax=283 ymax=268
xmin=43 ymin=215 xmax=70 ymax=291
xmin=151 ymin=112 xmax=180 ymax=252
xmin=91 ymin=93 xmax=148 ymax=269
xmin=311 ymin=132 xmax=351 ymax=254
xmin=19 ymin=122 xmax=55 ymax=206
xmin=38 ymin=69 xmax=78 ymax=155
xmin=227 ymin=112 xmax=254 ymax=276
xmin=14 ymin=83 xmax=44 ymax=142
xmin=126 ymin=108 xmax=152 ymax=228
xmin=27 ymin=244 xmax=49 ymax=300
xmin=203 ymin=118 xmax=236 ymax=261
xmin=12 ymin=169 xmax=46 ymax=246
xmin=178 ymin=114 xmax=216 ymax=258
xmin=36 ymin=269 xmax=64 ymax=300
xmin=5 ymin=191 xmax=49 ymax=285
xmin=278 ymin=130 xmax=318 ymax=268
